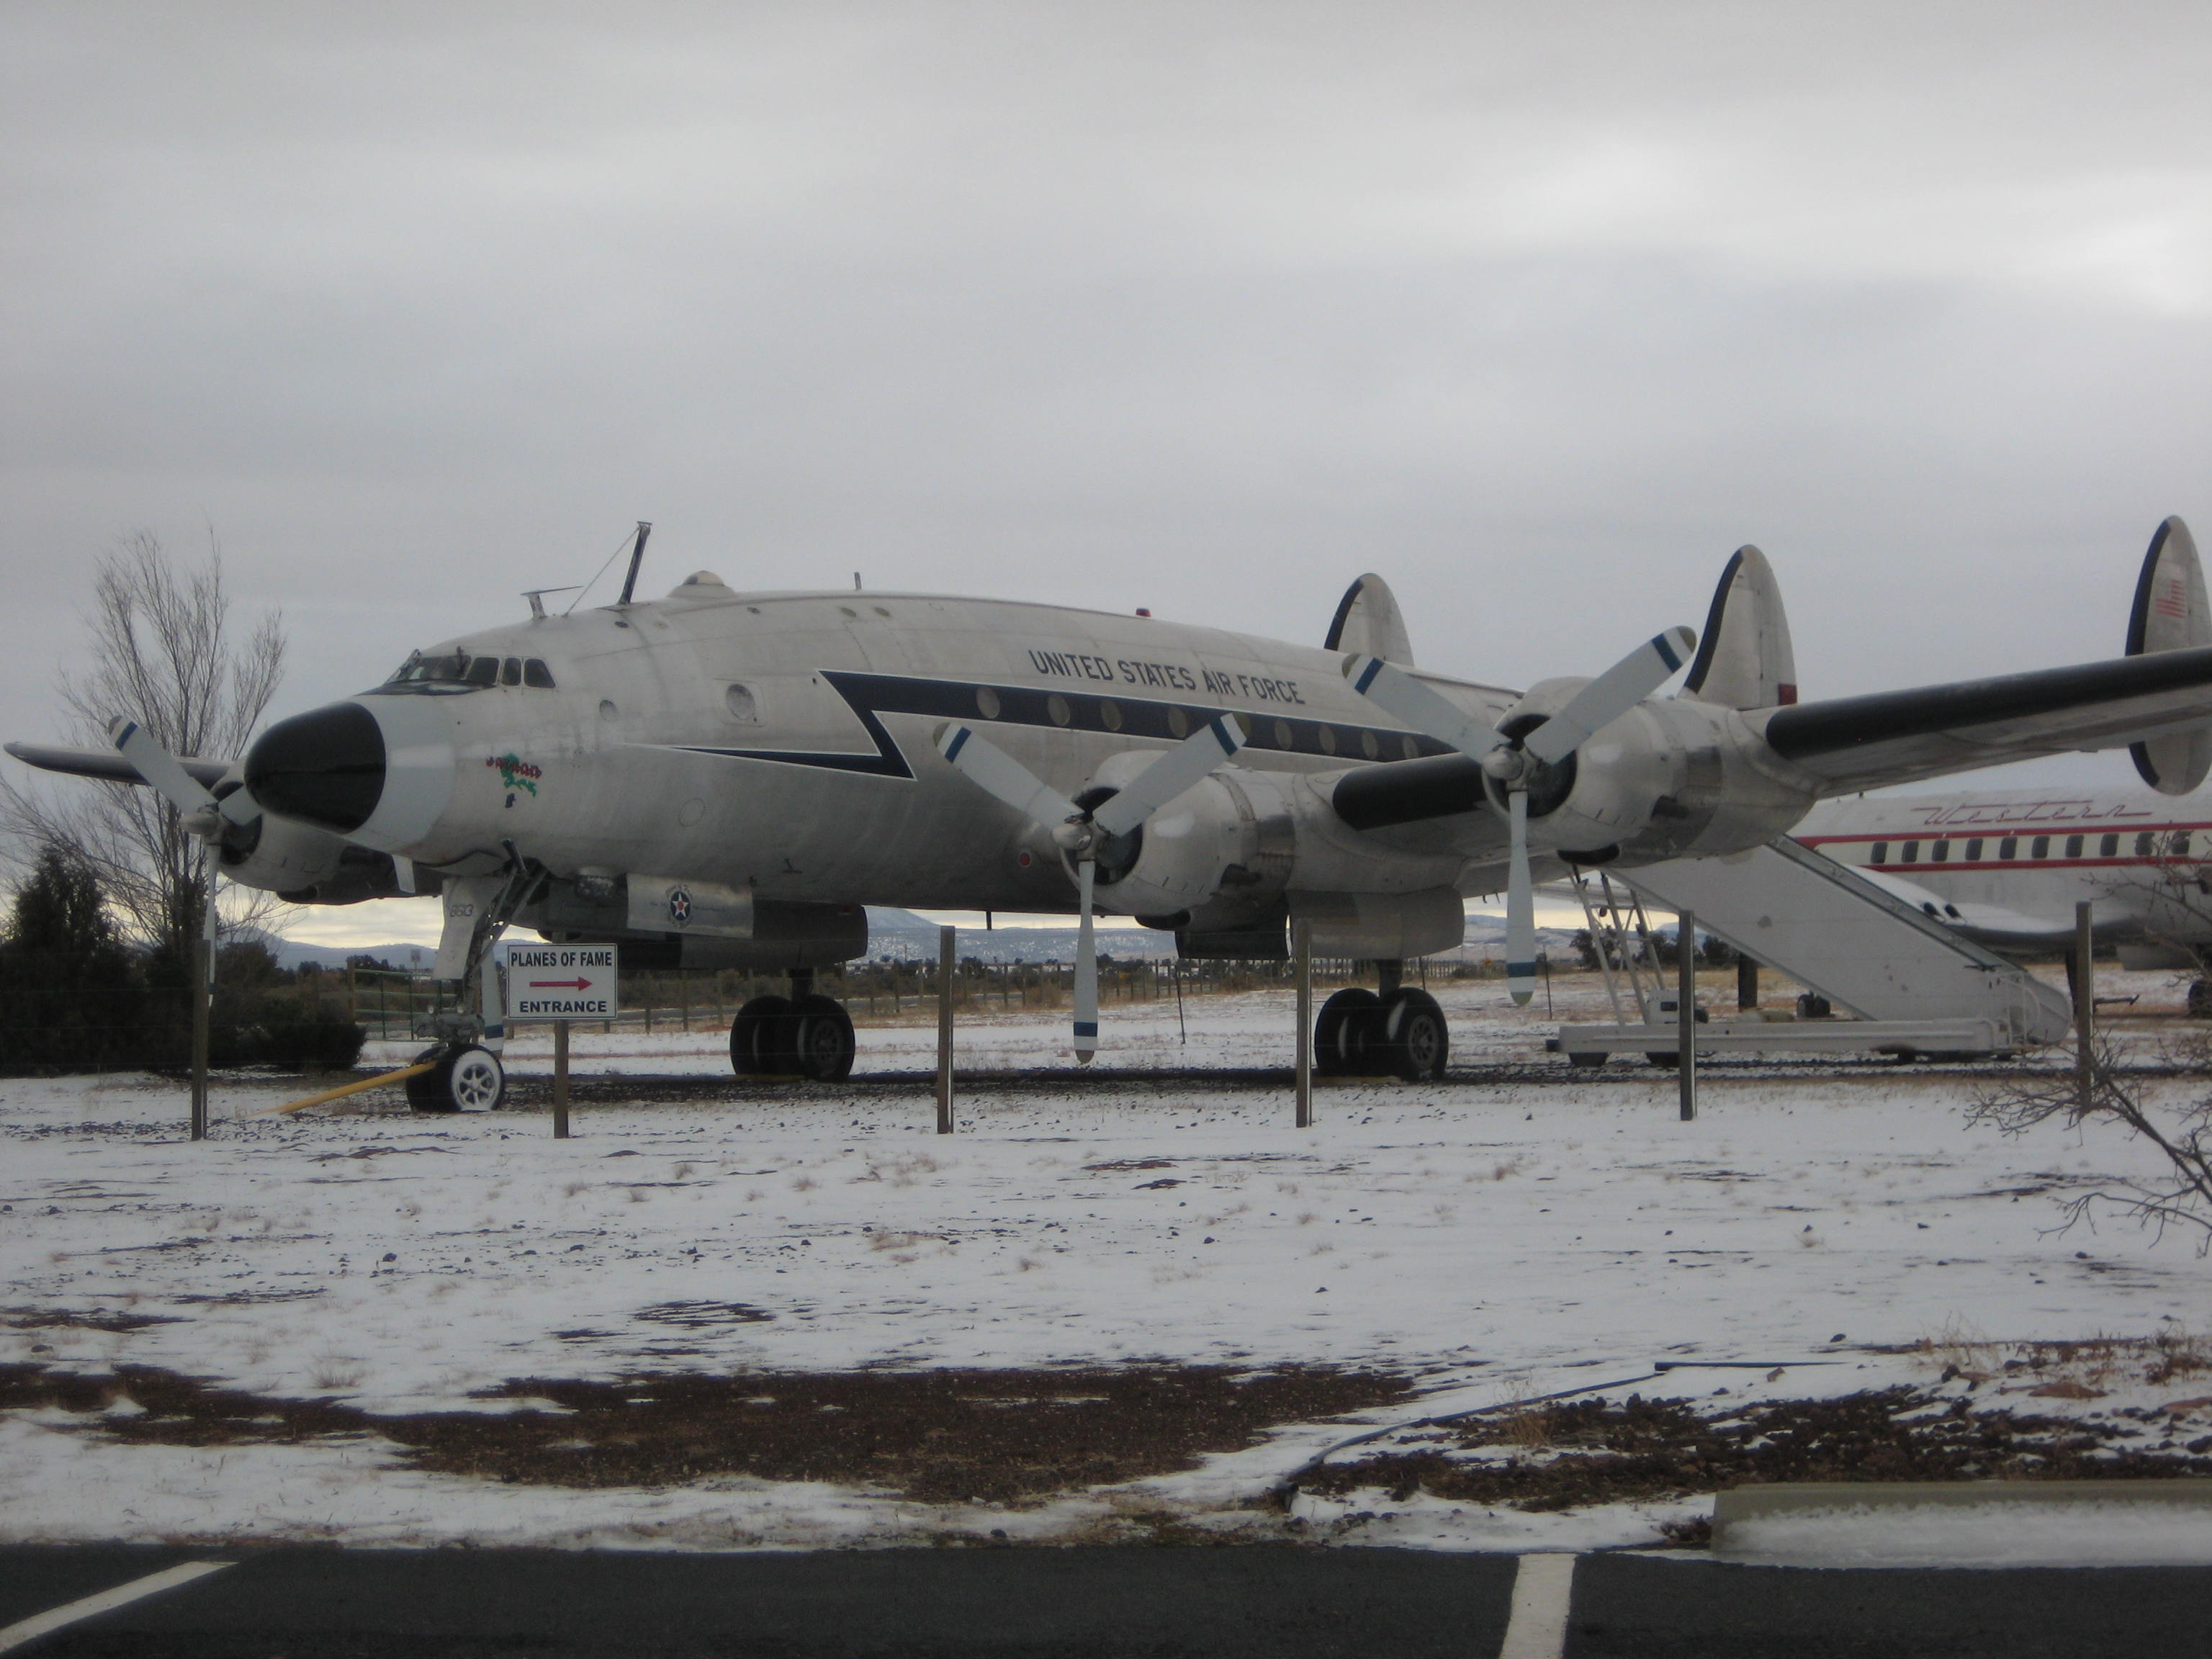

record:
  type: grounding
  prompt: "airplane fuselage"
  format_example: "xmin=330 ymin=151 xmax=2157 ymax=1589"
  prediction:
xmin=1795 ymin=788 xmax=2212 ymax=949
xmin=239 ymin=573 xmax=1820 ymax=935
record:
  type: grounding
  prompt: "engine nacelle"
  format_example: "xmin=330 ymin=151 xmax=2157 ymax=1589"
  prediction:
xmin=1505 ymin=680 xmax=1817 ymax=863
xmin=1082 ymin=755 xmax=1292 ymax=930
xmin=220 ymin=811 xmax=410 ymax=904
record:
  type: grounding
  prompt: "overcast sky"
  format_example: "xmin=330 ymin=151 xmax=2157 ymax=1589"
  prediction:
xmin=4 ymin=3 xmax=2209 ymax=945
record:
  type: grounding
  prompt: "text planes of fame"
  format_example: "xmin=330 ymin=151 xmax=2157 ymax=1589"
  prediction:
xmin=12 ymin=518 xmax=2212 ymax=1110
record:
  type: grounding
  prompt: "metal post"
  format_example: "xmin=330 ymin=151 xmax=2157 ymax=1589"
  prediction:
xmin=188 ymin=918 xmax=210 ymax=1142
xmin=552 ymin=1021 xmax=571 ymax=1139
xmin=1737 ymin=956 xmax=1759 ymax=1012
xmin=935 ymin=925 xmax=956 ymax=1135
xmin=1295 ymin=919 xmax=1313 ymax=1128
xmin=2076 ymin=899 xmax=2095 ymax=1112
xmin=1677 ymin=909 xmax=1696 ymax=1123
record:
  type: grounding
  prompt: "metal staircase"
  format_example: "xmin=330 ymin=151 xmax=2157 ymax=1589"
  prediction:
xmin=1555 ymin=835 xmax=2075 ymax=1062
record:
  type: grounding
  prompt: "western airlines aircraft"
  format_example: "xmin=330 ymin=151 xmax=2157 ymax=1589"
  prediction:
xmin=11 ymin=516 xmax=2212 ymax=1107
xmin=1795 ymin=786 xmax=2212 ymax=967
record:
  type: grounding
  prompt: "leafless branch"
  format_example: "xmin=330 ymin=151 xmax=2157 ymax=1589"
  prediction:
xmin=1970 ymin=1033 xmax=2212 ymax=1252
xmin=1 ymin=530 xmax=286 ymax=955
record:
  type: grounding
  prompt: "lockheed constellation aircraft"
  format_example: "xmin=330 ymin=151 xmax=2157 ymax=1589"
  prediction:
xmin=11 ymin=517 xmax=2212 ymax=1110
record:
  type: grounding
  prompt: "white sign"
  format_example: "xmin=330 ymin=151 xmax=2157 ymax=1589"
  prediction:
xmin=505 ymin=943 xmax=619 ymax=1021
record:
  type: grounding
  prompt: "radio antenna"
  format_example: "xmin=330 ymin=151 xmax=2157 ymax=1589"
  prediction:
xmin=616 ymin=521 xmax=653 ymax=606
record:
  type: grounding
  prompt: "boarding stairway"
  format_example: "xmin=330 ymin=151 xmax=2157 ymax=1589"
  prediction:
xmin=1555 ymin=835 xmax=2076 ymax=1062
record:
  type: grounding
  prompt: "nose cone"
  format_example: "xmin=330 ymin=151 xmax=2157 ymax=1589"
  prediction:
xmin=245 ymin=702 xmax=385 ymax=832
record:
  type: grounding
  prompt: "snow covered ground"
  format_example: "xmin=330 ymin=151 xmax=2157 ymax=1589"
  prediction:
xmin=5 ymin=970 xmax=2211 ymax=1554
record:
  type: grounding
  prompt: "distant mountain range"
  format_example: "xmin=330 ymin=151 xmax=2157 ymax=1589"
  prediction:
xmin=271 ymin=907 xmax=1578 ymax=972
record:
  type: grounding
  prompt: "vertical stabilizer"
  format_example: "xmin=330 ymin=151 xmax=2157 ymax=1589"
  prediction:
xmin=1681 ymin=545 xmax=1797 ymax=710
xmin=1325 ymin=574 xmax=1415 ymax=666
xmin=2126 ymin=515 xmax=2212 ymax=795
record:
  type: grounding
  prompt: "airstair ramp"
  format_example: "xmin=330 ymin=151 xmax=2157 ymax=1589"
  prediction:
xmin=1578 ymin=835 xmax=2075 ymax=1056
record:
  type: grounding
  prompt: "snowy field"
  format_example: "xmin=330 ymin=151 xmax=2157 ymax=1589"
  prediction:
xmin=6 ymin=970 xmax=2212 ymax=1557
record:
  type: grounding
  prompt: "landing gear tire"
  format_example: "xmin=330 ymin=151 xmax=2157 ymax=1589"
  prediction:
xmin=405 ymin=1043 xmax=505 ymax=1112
xmin=791 ymin=994 xmax=856 ymax=1082
xmin=1566 ymin=1050 xmax=1609 ymax=1069
xmin=730 ymin=994 xmax=796 ymax=1076
xmin=1373 ymin=987 xmax=1448 ymax=1082
xmin=1314 ymin=988 xmax=1379 ymax=1076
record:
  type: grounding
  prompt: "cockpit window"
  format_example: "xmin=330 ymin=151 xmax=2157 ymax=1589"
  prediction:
xmin=384 ymin=649 xmax=556 ymax=692
xmin=387 ymin=650 xmax=474 ymax=684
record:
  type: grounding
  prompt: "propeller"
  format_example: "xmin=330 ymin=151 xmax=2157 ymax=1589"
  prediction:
xmin=110 ymin=717 xmax=240 ymax=982
xmin=935 ymin=714 xmax=1246 ymax=1062
xmin=1344 ymin=626 xmax=1696 ymax=1006
xmin=108 ymin=717 xmax=258 ymax=844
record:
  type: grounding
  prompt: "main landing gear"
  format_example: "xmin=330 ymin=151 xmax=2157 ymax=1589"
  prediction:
xmin=1313 ymin=961 xmax=1449 ymax=1082
xmin=730 ymin=968 xmax=856 ymax=1082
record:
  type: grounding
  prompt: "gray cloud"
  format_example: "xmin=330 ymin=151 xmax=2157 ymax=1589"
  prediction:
xmin=4 ymin=0 xmax=2208 ymax=772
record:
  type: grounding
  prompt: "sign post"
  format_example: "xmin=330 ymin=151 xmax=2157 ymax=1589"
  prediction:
xmin=935 ymin=926 xmax=956 ymax=1135
xmin=505 ymin=943 xmax=619 ymax=1138
xmin=1293 ymin=918 xmax=1313 ymax=1128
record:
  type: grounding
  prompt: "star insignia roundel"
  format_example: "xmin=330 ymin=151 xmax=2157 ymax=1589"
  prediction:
xmin=668 ymin=888 xmax=693 ymax=925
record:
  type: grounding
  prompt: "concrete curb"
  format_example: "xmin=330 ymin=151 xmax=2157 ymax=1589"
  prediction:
xmin=1714 ymin=1480 xmax=2212 ymax=1549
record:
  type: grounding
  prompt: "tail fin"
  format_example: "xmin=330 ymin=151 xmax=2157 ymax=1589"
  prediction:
xmin=2127 ymin=515 xmax=2211 ymax=795
xmin=1681 ymin=545 xmax=1797 ymax=710
xmin=1325 ymin=573 xmax=1415 ymax=666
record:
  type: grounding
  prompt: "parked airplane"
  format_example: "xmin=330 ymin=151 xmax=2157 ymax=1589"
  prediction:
xmin=1794 ymin=785 xmax=2212 ymax=967
xmin=12 ymin=516 xmax=2212 ymax=1109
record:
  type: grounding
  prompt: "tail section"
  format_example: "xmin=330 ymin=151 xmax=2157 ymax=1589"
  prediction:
xmin=1681 ymin=545 xmax=1797 ymax=710
xmin=2126 ymin=515 xmax=2211 ymax=795
xmin=1325 ymin=573 xmax=1415 ymax=666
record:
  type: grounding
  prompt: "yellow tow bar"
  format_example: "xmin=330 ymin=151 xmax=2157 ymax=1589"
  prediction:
xmin=255 ymin=1061 xmax=435 ymax=1118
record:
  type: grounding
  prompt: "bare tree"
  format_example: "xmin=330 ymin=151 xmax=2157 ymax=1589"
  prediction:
xmin=2 ymin=531 xmax=286 ymax=971
xmin=1969 ymin=1035 xmax=2212 ymax=1251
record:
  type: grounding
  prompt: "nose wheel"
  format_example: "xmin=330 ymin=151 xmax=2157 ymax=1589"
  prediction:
xmin=405 ymin=1042 xmax=507 ymax=1112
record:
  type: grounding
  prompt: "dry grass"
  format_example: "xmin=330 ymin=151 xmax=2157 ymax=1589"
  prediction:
xmin=0 ymin=1361 xmax=1411 ymax=1505
xmin=1910 ymin=1323 xmax=2212 ymax=1390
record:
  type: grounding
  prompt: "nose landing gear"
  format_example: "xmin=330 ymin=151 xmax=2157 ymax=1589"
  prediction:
xmin=405 ymin=1041 xmax=508 ymax=1112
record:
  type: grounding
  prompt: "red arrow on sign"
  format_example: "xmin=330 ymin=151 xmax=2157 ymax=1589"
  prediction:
xmin=529 ymin=978 xmax=595 ymax=990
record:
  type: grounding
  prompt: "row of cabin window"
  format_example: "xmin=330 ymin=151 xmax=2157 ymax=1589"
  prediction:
xmin=391 ymin=653 xmax=557 ymax=688
xmin=1866 ymin=830 xmax=2193 ymax=865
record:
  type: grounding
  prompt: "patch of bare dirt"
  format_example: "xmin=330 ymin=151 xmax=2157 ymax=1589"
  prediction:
xmin=0 ymin=1362 xmax=1410 ymax=1504
xmin=1299 ymin=1387 xmax=2212 ymax=1522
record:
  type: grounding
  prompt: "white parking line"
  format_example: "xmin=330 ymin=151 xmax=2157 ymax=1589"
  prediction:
xmin=0 ymin=1560 xmax=233 ymax=1654
xmin=1497 ymin=1552 xmax=1578 ymax=1659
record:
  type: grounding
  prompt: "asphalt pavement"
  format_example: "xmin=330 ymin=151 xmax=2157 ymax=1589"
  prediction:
xmin=3 ymin=1545 xmax=2209 ymax=1657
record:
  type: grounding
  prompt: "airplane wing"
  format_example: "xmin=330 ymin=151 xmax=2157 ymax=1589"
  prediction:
xmin=1752 ymin=647 xmax=2212 ymax=795
xmin=1850 ymin=866 xmax=2078 ymax=947
xmin=4 ymin=740 xmax=231 ymax=789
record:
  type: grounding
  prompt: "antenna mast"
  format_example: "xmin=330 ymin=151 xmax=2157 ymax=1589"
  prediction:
xmin=616 ymin=521 xmax=653 ymax=606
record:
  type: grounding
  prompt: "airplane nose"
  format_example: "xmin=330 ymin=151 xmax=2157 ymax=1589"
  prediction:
xmin=244 ymin=702 xmax=385 ymax=833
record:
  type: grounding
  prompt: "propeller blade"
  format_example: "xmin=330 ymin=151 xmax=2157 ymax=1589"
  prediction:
xmin=1506 ymin=789 xmax=1536 ymax=1007
xmin=1089 ymin=713 xmax=1249 ymax=839
xmin=1341 ymin=656 xmax=1496 ymax=761
xmin=109 ymin=717 xmax=218 ymax=819
xmin=1520 ymin=626 xmax=1696 ymax=765
xmin=1072 ymin=858 xmax=1098 ymax=1063
xmin=935 ymin=724 xmax=1083 ymax=830
xmin=216 ymin=781 xmax=259 ymax=829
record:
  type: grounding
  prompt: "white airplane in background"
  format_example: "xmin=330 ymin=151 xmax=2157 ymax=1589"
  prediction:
xmin=12 ymin=515 xmax=2212 ymax=1109
xmin=1794 ymin=785 xmax=2212 ymax=967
